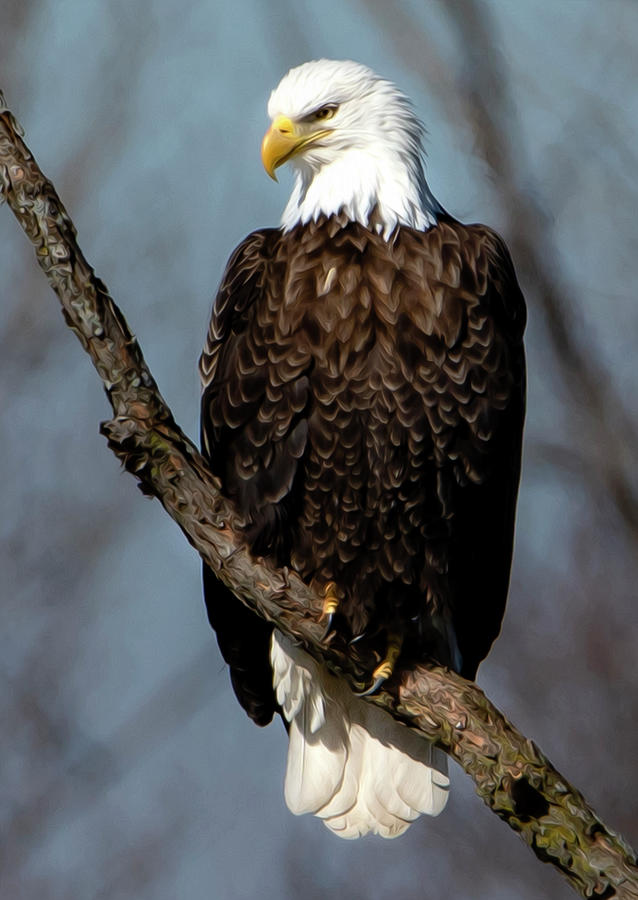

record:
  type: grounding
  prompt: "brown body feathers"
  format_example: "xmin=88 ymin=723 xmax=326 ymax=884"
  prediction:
xmin=200 ymin=215 xmax=526 ymax=724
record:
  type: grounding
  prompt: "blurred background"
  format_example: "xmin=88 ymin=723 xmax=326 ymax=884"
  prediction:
xmin=1 ymin=1 xmax=637 ymax=898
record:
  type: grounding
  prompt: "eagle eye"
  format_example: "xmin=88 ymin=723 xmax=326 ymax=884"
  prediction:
xmin=309 ymin=104 xmax=338 ymax=122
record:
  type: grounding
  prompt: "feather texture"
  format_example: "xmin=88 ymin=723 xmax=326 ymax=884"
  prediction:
xmin=271 ymin=630 xmax=449 ymax=838
xmin=201 ymin=215 xmax=525 ymax=678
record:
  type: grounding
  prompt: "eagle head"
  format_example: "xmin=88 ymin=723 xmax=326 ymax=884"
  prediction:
xmin=261 ymin=59 xmax=442 ymax=238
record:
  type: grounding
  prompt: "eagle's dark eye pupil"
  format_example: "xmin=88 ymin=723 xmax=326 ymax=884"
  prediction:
xmin=313 ymin=105 xmax=336 ymax=121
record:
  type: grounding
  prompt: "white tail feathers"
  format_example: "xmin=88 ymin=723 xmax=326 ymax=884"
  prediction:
xmin=270 ymin=630 xmax=450 ymax=839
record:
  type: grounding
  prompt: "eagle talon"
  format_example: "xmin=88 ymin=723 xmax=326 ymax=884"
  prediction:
xmin=320 ymin=613 xmax=334 ymax=640
xmin=355 ymin=634 xmax=402 ymax=696
xmin=355 ymin=659 xmax=395 ymax=696
xmin=320 ymin=582 xmax=339 ymax=639
xmin=355 ymin=675 xmax=387 ymax=697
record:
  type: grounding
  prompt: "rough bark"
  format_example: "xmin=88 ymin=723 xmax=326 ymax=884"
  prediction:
xmin=1 ymin=94 xmax=637 ymax=899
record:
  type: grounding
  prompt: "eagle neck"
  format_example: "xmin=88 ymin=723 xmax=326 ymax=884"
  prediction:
xmin=281 ymin=147 xmax=442 ymax=240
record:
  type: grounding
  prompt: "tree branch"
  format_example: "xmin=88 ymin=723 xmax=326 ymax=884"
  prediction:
xmin=1 ymin=94 xmax=637 ymax=899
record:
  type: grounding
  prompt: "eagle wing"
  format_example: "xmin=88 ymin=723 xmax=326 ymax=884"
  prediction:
xmin=200 ymin=227 xmax=311 ymax=724
xmin=200 ymin=229 xmax=281 ymax=725
xmin=406 ymin=221 xmax=526 ymax=677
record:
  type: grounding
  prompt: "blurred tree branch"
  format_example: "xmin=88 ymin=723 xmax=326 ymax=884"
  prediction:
xmin=437 ymin=0 xmax=638 ymax=527
xmin=2 ymin=96 xmax=637 ymax=900
xmin=367 ymin=0 xmax=638 ymax=540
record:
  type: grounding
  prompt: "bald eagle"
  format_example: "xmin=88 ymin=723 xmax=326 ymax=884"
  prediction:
xmin=200 ymin=60 xmax=526 ymax=839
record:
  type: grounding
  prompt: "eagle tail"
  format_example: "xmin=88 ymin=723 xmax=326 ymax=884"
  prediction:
xmin=270 ymin=630 xmax=450 ymax=839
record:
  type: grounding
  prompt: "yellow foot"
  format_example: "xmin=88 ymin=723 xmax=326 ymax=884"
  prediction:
xmin=322 ymin=582 xmax=339 ymax=619
xmin=314 ymin=580 xmax=339 ymax=639
xmin=356 ymin=633 xmax=403 ymax=696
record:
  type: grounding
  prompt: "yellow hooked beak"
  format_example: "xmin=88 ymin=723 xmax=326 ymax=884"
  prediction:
xmin=261 ymin=115 xmax=332 ymax=181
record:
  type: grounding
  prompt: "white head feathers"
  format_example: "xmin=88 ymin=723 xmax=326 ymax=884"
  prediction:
xmin=266 ymin=59 xmax=442 ymax=238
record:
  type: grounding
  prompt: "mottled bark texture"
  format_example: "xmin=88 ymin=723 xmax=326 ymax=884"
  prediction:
xmin=1 ymin=95 xmax=636 ymax=899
